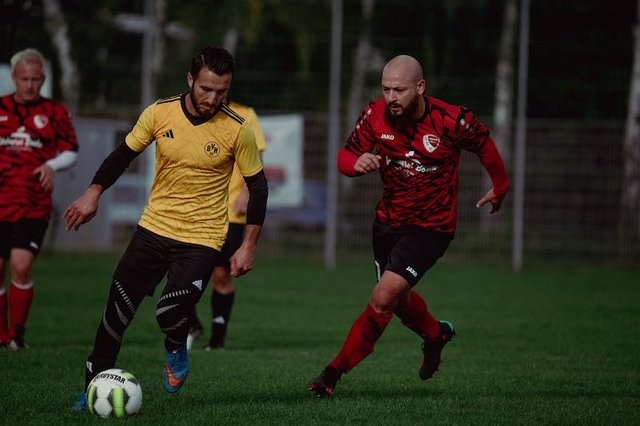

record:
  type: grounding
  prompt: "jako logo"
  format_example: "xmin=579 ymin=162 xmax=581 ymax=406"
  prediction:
xmin=381 ymin=133 xmax=395 ymax=140
xmin=406 ymin=266 xmax=418 ymax=277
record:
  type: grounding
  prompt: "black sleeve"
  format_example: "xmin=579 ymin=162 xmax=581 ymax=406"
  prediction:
xmin=244 ymin=170 xmax=269 ymax=226
xmin=91 ymin=141 xmax=141 ymax=191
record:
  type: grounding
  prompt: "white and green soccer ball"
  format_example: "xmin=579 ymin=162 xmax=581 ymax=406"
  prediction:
xmin=87 ymin=368 xmax=142 ymax=418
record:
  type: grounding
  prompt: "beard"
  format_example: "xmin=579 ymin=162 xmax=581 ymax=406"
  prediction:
xmin=385 ymin=94 xmax=420 ymax=122
xmin=189 ymin=89 xmax=217 ymax=119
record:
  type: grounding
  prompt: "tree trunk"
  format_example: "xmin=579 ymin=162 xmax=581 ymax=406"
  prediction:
xmin=620 ymin=0 xmax=640 ymax=244
xmin=482 ymin=0 xmax=517 ymax=232
xmin=342 ymin=0 xmax=380 ymax=193
xmin=41 ymin=0 xmax=80 ymax=112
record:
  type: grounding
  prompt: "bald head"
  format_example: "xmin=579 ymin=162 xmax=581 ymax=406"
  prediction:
xmin=381 ymin=55 xmax=426 ymax=119
xmin=382 ymin=55 xmax=423 ymax=83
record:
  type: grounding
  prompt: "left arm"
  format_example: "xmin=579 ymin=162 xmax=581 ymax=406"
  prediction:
xmin=455 ymin=108 xmax=510 ymax=214
xmin=230 ymin=170 xmax=268 ymax=277
xmin=33 ymin=150 xmax=79 ymax=191
xmin=475 ymin=138 xmax=510 ymax=214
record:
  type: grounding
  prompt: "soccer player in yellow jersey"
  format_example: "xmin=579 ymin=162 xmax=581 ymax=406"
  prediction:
xmin=63 ymin=47 xmax=268 ymax=406
xmin=187 ymin=101 xmax=267 ymax=351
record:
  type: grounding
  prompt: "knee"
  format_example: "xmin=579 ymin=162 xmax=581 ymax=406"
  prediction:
xmin=9 ymin=249 xmax=36 ymax=283
xmin=369 ymin=288 xmax=397 ymax=314
xmin=10 ymin=257 xmax=33 ymax=284
xmin=155 ymin=293 xmax=191 ymax=333
xmin=212 ymin=267 xmax=233 ymax=294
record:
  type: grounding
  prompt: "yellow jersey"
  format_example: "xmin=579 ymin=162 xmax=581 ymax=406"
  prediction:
xmin=226 ymin=102 xmax=267 ymax=224
xmin=125 ymin=94 xmax=263 ymax=250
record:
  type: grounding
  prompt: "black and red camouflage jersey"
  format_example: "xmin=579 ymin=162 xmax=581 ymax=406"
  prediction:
xmin=339 ymin=95 xmax=509 ymax=233
xmin=0 ymin=94 xmax=78 ymax=222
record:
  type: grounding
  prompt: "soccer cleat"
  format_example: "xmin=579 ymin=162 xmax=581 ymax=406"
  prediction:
xmin=309 ymin=366 xmax=340 ymax=398
xmin=203 ymin=342 xmax=224 ymax=351
xmin=186 ymin=326 xmax=202 ymax=352
xmin=419 ymin=320 xmax=455 ymax=380
xmin=71 ymin=392 xmax=87 ymax=410
xmin=8 ymin=325 xmax=29 ymax=350
xmin=0 ymin=342 xmax=8 ymax=351
xmin=163 ymin=342 xmax=189 ymax=393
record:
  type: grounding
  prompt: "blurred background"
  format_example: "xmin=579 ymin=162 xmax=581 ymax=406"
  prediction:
xmin=1 ymin=0 xmax=638 ymax=269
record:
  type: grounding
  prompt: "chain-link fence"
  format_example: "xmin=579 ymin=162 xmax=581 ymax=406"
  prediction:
xmin=46 ymin=115 xmax=638 ymax=269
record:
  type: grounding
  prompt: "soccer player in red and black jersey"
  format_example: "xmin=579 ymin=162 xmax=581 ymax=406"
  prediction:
xmin=309 ymin=55 xmax=510 ymax=397
xmin=0 ymin=48 xmax=79 ymax=350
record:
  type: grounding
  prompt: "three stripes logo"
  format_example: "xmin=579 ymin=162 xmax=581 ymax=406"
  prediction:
xmin=163 ymin=129 xmax=175 ymax=139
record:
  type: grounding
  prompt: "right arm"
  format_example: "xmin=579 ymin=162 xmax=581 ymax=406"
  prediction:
xmin=337 ymin=101 xmax=381 ymax=177
xmin=63 ymin=142 xmax=140 ymax=231
xmin=337 ymin=148 xmax=382 ymax=176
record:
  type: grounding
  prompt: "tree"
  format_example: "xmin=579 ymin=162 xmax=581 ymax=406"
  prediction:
xmin=621 ymin=0 xmax=640 ymax=243
xmin=482 ymin=0 xmax=517 ymax=232
xmin=42 ymin=0 xmax=80 ymax=112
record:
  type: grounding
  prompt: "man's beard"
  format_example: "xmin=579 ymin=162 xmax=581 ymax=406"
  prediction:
xmin=189 ymin=89 xmax=216 ymax=119
xmin=385 ymin=95 xmax=420 ymax=122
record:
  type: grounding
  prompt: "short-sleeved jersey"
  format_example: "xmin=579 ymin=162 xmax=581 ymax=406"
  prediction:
xmin=344 ymin=95 xmax=509 ymax=233
xmin=226 ymin=102 xmax=267 ymax=224
xmin=0 ymin=94 xmax=79 ymax=222
xmin=125 ymin=93 xmax=263 ymax=250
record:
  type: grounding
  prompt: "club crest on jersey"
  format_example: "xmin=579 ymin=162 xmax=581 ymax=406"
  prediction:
xmin=204 ymin=141 xmax=220 ymax=157
xmin=33 ymin=114 xmax=49 ymax=129
xmin=423 ymin=134 xmax=440 ymax=153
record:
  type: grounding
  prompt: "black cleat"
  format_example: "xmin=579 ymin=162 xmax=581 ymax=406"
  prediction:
xmin=419 ymin=320 xmax=455 ymax=380
xmin=203 ymin=341 xmax=224 ymax=351
xmin=9 ymin=325 xmax=29 ymax=350
xmin=309 ymin=366 xmax=340 ymax=398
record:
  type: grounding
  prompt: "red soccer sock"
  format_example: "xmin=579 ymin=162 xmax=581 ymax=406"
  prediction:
xmin=0 ymin=287 xmax=9 ymax=342
xmin=9 ymin=281 xmax=34 ymax=336
xmin=328 ymin=304 xmax=392 ymax=374
xmin=394 ymin=290 xmax=439 ymax=340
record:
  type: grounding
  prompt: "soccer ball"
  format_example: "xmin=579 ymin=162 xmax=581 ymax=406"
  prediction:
xmin=87 ymin=368 xmax=143 ymax=418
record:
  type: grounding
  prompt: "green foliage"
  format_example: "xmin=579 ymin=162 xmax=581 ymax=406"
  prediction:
xmin=0 ymin=1 xmax=635 ymax=119
xmin=1 ymin=254 xmax=638 ymax=424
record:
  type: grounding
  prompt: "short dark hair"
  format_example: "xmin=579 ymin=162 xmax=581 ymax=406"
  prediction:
xmin=190 ymin=47 xmax=235 ymax=78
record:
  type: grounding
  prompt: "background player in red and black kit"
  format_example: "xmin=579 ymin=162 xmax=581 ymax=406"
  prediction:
xmin=0 ymin=48 xmax=79 ymax=350
xmin=310 ymin=55 xmax=510 ymax=397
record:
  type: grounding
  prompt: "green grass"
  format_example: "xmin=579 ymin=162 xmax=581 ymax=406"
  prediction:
xmin=1 ymin=254 xmax=639 ymax=425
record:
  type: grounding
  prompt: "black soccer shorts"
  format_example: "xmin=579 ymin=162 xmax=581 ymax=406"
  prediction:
xmin=372 ymin=219 xmax=454 ymax=287
xmin=113 ymin=225 xmax=222 ymax=298
xmin=0 ymin=219 xmax=49 ymax=259
xmin=214 ymin=222 xmax=245 ymax=267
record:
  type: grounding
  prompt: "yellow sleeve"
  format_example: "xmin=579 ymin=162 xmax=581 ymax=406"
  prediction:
xmin=245 ymin=108 xmax=267 ymax=152
xmin=234 ymin=122 xmax=262 ymax=177
xmin=125 ymin=103 xmax=156 ymax=152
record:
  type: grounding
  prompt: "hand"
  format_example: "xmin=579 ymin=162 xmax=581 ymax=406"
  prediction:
xmin=354 ymin=153 xmax=382 ymax=174
xmin=33 ymin=164 xmax=55 ymax=192
xmin=476 ymin=188 xmax=506 ymax=214
xmin=229 ymin=244 xmax=255 ymax=278
xmin=63 ymin=184 xmax=103 ymax=231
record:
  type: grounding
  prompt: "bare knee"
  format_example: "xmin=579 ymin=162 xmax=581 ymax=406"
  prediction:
xmin=10 ymin=249 xmax=35 ymax=284
xmin=212 ymin=266 xmax=234 ymax=295
xmin=369 ymin=273 xmax=411 ymax=314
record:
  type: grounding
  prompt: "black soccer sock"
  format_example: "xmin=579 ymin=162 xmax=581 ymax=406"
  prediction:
xmin=91 ymin=279 xmax=144 ymax=361
xmin=84 ymin=353 xmax=116 ymax=390
xmin=209 ymin=290 xmax=235 ymax=346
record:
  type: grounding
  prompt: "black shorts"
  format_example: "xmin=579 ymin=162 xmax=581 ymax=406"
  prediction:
xmin=214 ymin=223 xmax=245 ymax=267
xmin=0 ymin=219 xmax=49 ymax=259
xmin=113 ymin=225 xmax=222 ymax=298
xmin=372 ymin=220 xmax=453 ymax=287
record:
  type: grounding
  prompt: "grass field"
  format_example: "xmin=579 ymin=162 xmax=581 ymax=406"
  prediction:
xmin=0 ymin=253 xmax=638 ymax=425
